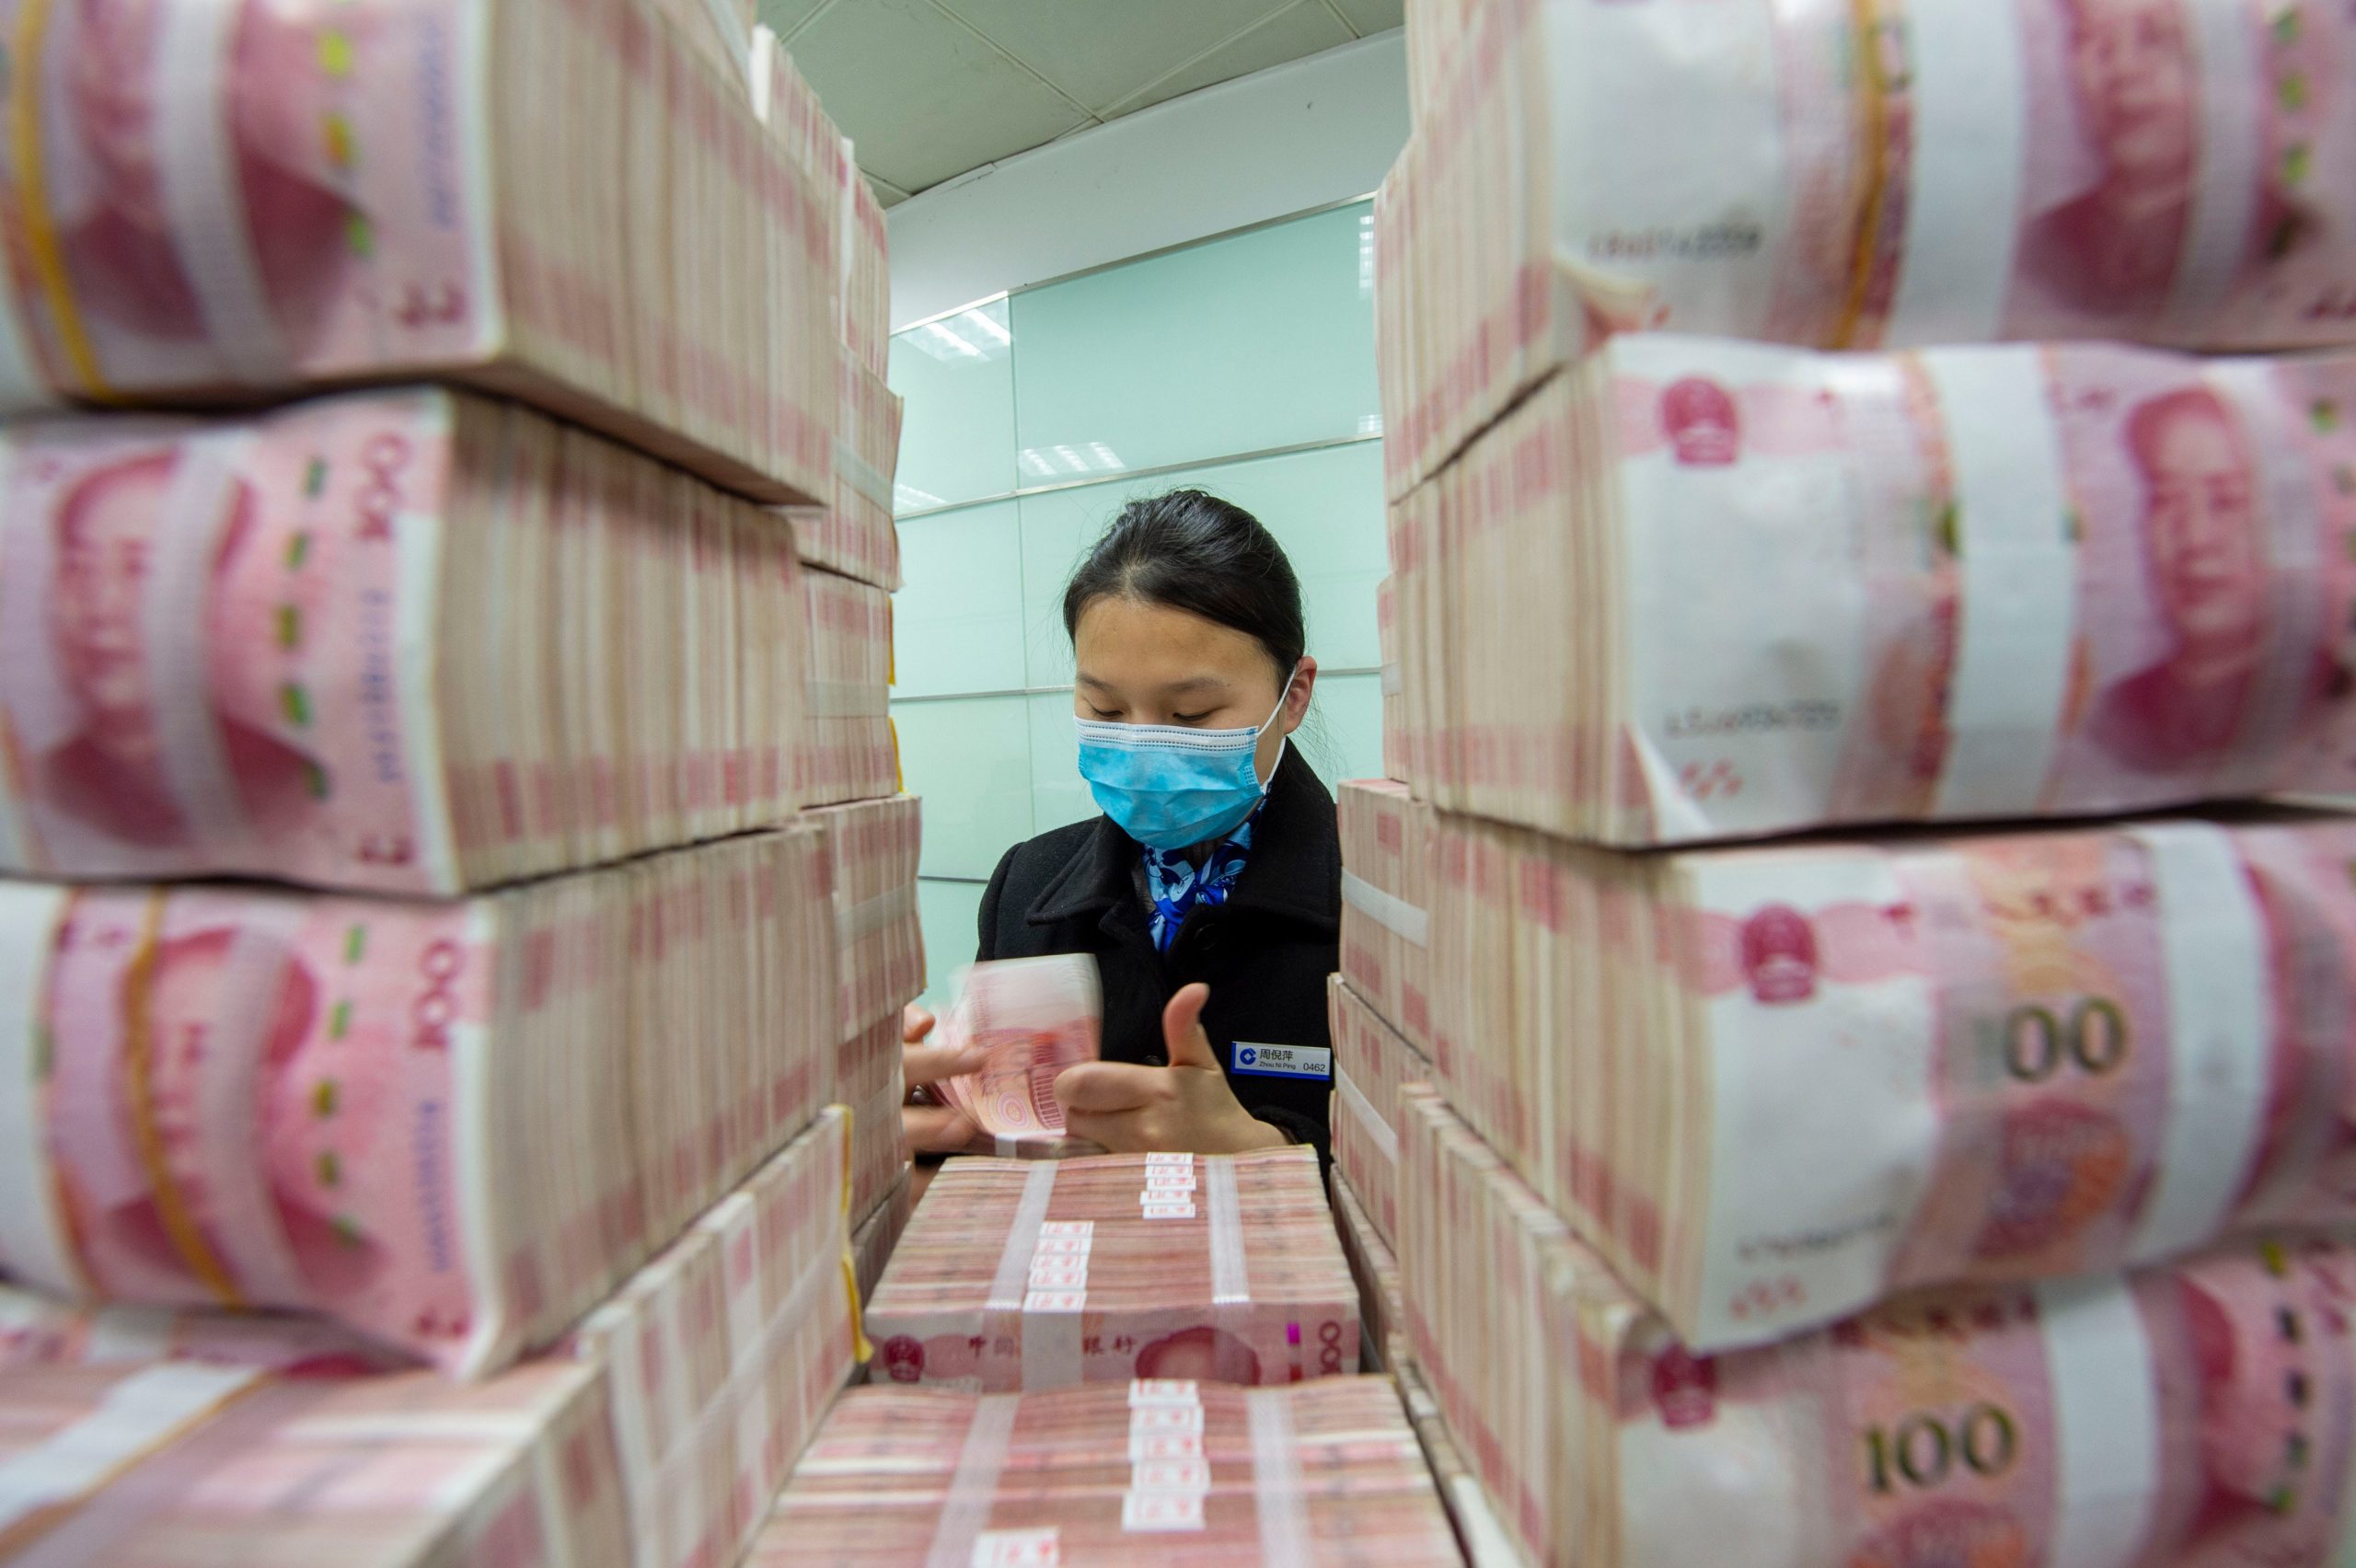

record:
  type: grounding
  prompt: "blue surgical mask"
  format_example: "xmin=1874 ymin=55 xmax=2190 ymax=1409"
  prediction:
xmin=1074 ymin=670 xmax=1298 ymax=851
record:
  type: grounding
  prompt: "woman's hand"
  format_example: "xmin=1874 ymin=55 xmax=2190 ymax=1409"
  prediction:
xmin=1053 ymin=984 xmax=1289 ymax=1155
xmin=900 ymin=1003 xmax=985 ymax=1158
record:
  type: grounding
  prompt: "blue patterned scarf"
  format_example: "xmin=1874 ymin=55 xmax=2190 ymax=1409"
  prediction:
xmin=1140 ymin=801 xmax=1263 ymax=953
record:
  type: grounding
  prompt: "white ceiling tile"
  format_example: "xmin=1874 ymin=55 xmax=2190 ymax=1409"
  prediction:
xmin=1103 ymin=0 xmax=1351 ymax=120
xmin=865 ymin=170 xmax=912 ymax=207
xmin=791 ymin=0 xmax=1093 ymax=193
xmin=755 ymin=0 xmax=827 ymax=40
xmin=935 ymin=0 xmax=1288 ymax=113
xmin=1326 ymin=0 xmax=1404 ymax=33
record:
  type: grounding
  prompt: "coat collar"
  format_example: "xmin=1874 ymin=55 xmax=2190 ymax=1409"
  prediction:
xmin=1027 ymin=744 xmax=1340 ymax=934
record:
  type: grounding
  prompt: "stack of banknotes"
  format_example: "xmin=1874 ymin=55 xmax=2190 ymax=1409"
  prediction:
xmin=1394 ymin=1361 xmax=1522 ymax=1568
xmin=0 ymin=1355 xmax=633 ymax=1564
xmin=837 ymin=1015 xmax=909 ymax=1228
xmin=1403 ymin=1085 xmax=2356 ymax=1568
xmin=0 ymin=388 xmax=814 ymax=894
xmin=930 ymin=954 xmax=1104 ymax=1156
xmin=1330 ymin=1171 xmax=1409 ymax=1378
xmin=801 ymin=569 xmax=898 ymax=808
xmin=1430 ymin=806 xmax=2356 ymax=1352
xmin=0 ymin=826 xmax=839 ymax=1378
xmin=0 ymin=0 xmax=844 ymax=505
xmin=1338 ymin=781 xmax=1437 ymax=1055
xmin=758 ymin=1378 xmax=1466 ymax=1565
xmin=863 ymin=1148 xmax=1358 ymax=1391
xmin=0 ymin=1284 xmax=399 ymax=1375
xmin=851 ymin=1168 xmax=912 ymax=1303
xmin=0 ymin=1109 xmax=854 ymax=1568
xmin=1325 ymin=975 xmax=1431 ymax=1255
xmin=1387 ymin=335 xmax=2356 ymax=847
xmin=1375 ymin=0 xmax=2356 ymax=497
xmin=811 ymin=794 xmax=925 ymax=1044
xmin=564 ymin=1108 xmax=858 ymax=1568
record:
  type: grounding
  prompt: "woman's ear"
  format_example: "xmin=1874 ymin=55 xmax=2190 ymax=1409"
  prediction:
xmin=1278 ymin=656 xmax=1318 ymax=734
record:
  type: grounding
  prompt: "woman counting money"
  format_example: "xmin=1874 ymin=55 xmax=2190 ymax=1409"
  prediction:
xmin=902 ymin=490 xmax=1339 ymax=1168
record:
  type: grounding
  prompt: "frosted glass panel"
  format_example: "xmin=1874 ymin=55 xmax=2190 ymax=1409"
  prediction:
xmin=1009 ymin=203 xmax=1379 ymax=481
xmin=893 ymin=696 xmax=1034 ymax=881
xmin=1300 ymin=671 xmax=1385 ymax=790
xmin=917 ymin=879 xmax=985 ymax=1012
xmin=1025 ymin=692 xmax=1098 ymax=839
xmin=889 ymin=298 xmax=1017 ymax=511
xmin=1016 ymin=440 xmax=1387 ymax=688
xmin=892 ymin=502 xmax=1026 ymax=698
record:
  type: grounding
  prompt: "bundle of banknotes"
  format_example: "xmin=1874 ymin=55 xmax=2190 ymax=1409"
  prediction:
xmin=1395 ymin=1362 xmax=1523 ymax=1568
xmin=565 ymin=1107 xmax=858 ymax=1568
xmin=1326 ymin=974 xmax=1432 ymax=1253
xmin=0 ymin=825 xmax=838 ymax=1378
xmin=0 ymin=387 xmax=819 ymax=894
xmin=757 ymin=1378 xmax=1466 ymax=1565
xmin=0 ymin=1111 xmax=854 ymax=1568
xmin=1378 ymin=0 xmax=2356 ymax=496
xmin=1390 ymin=334 xmax=2356 ymax=847
xmin=1338 ymin=780 xmax=1437 ymax=1055
xmin=810 ymin=794 xmax=924 ymax=1043
xmin=795 ymin=353 xmax=902 ymax=592
xmin=1429 ymin=805 xmax=2356 ymax=1352
xmin=0 ymin=1356 xmax=632 ymax=1564
xmin=930 ymin=954 xmax=1103 ymax=1156
xmin=1403 ymin=1085 xmax=2356 ymax=1568
xmin=851 ymin=1168 xmax=912 ymax=1304
xmin=0 ymin=1283 xmax=401 ymax=1376
xmin=1377 ymin=575 xmax=1411 ymax=778
xmin=801 ymin=569 xmax=898 ymax=808
xmin=0 ymin=0 xmax=844 ymax=506
xmin=837 ymin=1016 xmax=910 ymax=1228
xmin=1331 ymin=1171 xmax=1410 ymax=1378
xmin=863 ymin=1148 xmax=1358 ymax=1391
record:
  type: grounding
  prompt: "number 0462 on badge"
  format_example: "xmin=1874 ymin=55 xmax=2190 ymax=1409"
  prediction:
xmin=1230 ymin=1043 xmax=1331 ymax=1079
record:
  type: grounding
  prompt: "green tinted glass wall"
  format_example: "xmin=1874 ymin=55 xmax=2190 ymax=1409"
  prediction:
xmin=887 ymin=202 xmax=1382 ymax=1007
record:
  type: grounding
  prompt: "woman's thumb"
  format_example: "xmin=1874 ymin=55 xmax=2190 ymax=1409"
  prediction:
xmin=1161 ymin=983 xmax=1221 ymax=1071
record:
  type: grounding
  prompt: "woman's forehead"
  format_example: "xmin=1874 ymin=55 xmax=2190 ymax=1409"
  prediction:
xmin=1073 ymin=597 xmax=1269 ymax=679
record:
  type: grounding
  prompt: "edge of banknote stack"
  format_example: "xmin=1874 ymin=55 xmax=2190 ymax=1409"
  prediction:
xmin=1356 ymin=0 xmax=2356 ymax=1561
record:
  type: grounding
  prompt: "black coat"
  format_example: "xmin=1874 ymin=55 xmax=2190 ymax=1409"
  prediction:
xmin=976 ymin=745 xmax=1340 ymax=1161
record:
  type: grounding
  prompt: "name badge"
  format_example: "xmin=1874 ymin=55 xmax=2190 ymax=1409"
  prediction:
xmin=1230 ymin=1043 xmax=1333 ymax=1080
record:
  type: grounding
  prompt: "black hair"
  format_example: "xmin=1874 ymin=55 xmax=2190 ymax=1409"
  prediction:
xmin=1061 ymin=490 xmax=1305 ymax=681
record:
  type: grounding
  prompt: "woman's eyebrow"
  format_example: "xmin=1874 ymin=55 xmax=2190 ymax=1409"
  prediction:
xmin=1161 ymin=675 xmax=1228 ymax=696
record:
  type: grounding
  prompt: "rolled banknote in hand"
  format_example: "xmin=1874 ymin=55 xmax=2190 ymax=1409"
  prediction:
xmin=1427 ymin=805 xmax=2356 ymax=1352
xmin=930 ymin=953 xmax=1103 ymax=1152
xmin=1389 ymin=334 xmax=2356 ymax=847
xmin=1402 ymin=1085 xmax=2356 ymax=1568
xmin=1380 ymin=0 xmax=2356 ymax=493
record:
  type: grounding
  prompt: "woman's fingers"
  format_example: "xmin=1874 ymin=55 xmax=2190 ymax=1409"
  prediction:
xmin=901 ymin=1102 xmax=977 ymax=1157
xmin=902 ymin=1039 xmax=985 ymax=1089
xmin=902 ymin=1003 xmax=936 ymax=1046
xmin=1160 ymin=983 xmax=1221 ymax=1072
xmin=1053 ymin=1062 xmax=1165 ymax=1115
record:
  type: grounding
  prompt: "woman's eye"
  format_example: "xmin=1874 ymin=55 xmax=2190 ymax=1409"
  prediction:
xmin=1087 ymin=705 xmax=1121 ymax=720
xmin=1172 ymin=711 xmax=1210 ymax=725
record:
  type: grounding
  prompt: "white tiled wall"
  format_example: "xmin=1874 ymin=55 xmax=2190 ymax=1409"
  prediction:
xmin=889 ymin=202 xmax=1381 ymax=1008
